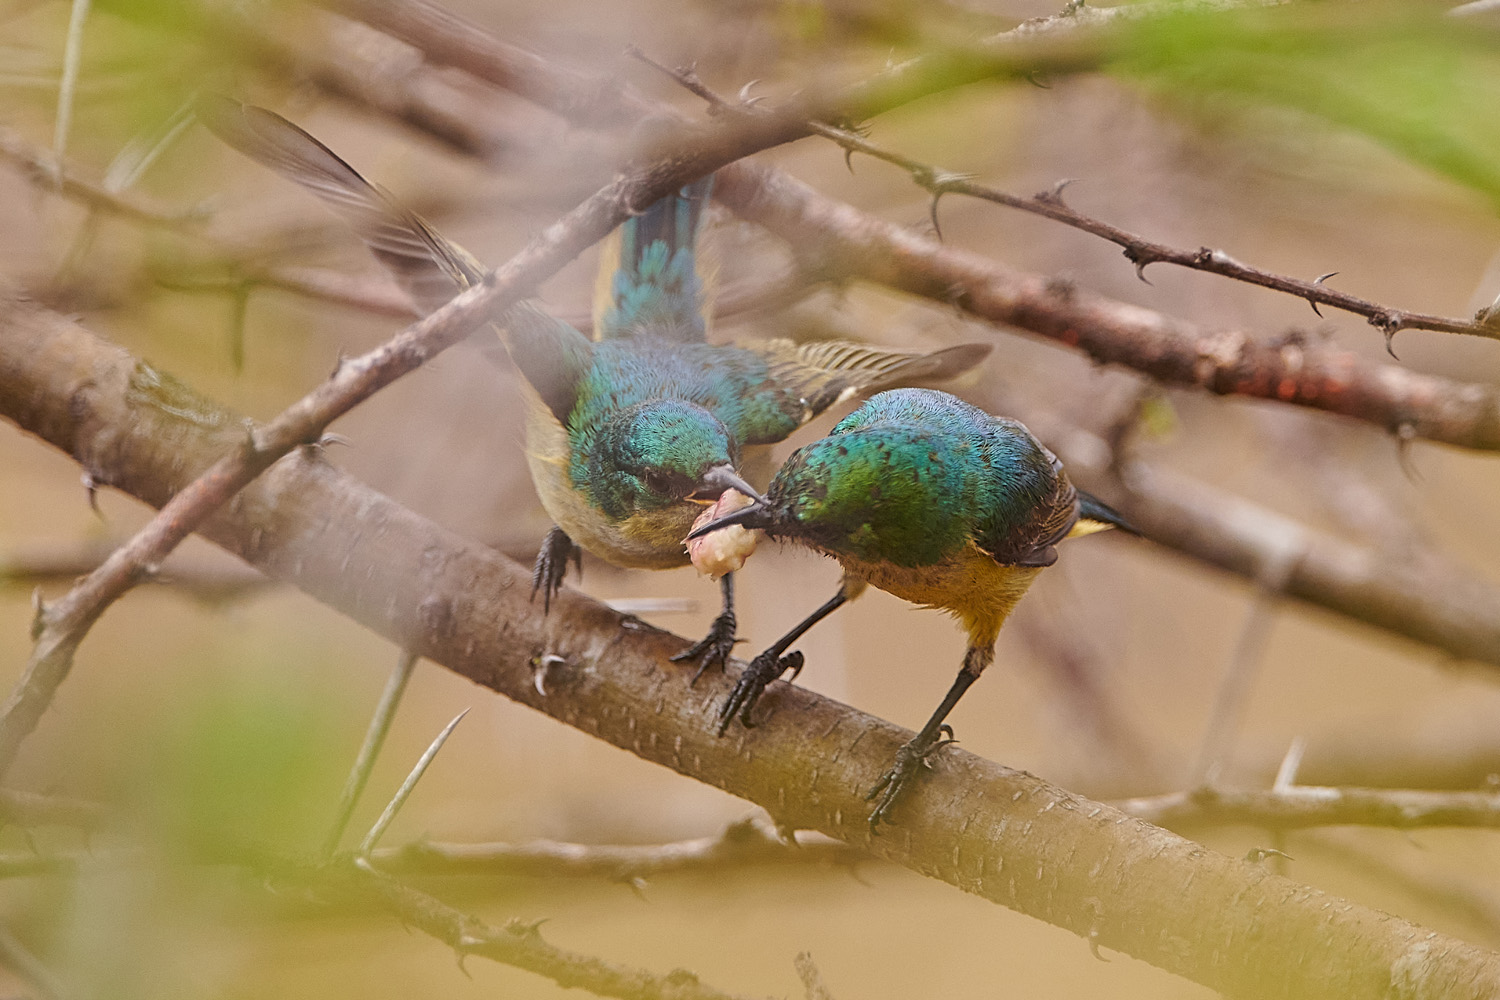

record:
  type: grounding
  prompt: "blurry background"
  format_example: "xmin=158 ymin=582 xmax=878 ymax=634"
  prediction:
xmin=3 ymin=0 xmax=1500 ymax=996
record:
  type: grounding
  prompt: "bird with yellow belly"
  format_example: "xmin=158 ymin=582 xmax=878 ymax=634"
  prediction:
xmin=689 ymin=387 xmax=1132 ymax=828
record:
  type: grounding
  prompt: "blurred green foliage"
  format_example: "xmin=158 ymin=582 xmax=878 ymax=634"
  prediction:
xmin=1115 ymin=3 xmax=1500 ymax=202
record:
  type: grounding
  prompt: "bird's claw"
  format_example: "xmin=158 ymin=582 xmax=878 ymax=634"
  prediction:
xmin=866 ymin=725 xmax=958 ymax=832
xmin=670 ymin=609 xmax=740 ymax=683
xmin=715 ymin=650 xmax=804 ymax=736
xmin=530 ymin=527 xmax=579 ymax=614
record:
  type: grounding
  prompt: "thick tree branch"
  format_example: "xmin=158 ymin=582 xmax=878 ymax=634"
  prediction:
xmin=1112 ymin=461 xmax=1500 ymax=668
xmin=5 ymin=300 xmax=1499 ymax=999
xmin=0 ymin=125 xmax=200 ymax=231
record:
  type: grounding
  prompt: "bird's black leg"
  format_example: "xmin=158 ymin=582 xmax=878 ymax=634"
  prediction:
xmin=671 ymin=574 xmax=740 ymax=683
xmin=530 ymin=526 xmax=580 ymax=614
xmin=717 ymin=578 xmax=865 ymax=735
xmin=866 ymin=645 xmax=992 ymax=832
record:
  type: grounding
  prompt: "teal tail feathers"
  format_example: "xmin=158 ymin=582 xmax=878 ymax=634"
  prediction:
xmin=597 ymin=177 xmax=714 ymax=342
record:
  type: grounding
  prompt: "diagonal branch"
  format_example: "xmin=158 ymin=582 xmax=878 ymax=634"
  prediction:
xmin=5 ymin=298 xmax=1499 ymax=1000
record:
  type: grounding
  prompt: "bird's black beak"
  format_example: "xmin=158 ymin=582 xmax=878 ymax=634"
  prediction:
xmin=688 ymin=465 xmax=768 ymax=506
xmin=686 ymin=500 xmax=772 ymax=540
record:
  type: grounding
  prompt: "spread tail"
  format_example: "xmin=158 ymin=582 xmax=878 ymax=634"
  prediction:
xmin=594 ymin=177 xmax=715 ymax=342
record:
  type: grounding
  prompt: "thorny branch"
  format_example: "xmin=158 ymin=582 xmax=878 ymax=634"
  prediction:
xmin=332 ymin=859 xmax=769 ymax=1000
xmin=800 ymin=126 xmax=1500 ymax=349
xmin=368 ymin=819 xmax=866 ymax=882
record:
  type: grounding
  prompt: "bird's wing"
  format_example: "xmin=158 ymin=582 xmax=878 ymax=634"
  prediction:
xmin=202 ymin=98 xmax=593 ymax=425
xmin=198 ymin=97 xmax=483 ymax=312
xmin=593 ymin=178 xmax=717 ymax=343
xmin=740 ymin=339 xmax=993 ymax=423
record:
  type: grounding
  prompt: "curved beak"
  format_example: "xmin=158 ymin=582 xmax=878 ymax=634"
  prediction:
xmin=689 ymin=464 xmax=768 ymax=506
xmin=686 ymin=500 xmax=771 ymax=541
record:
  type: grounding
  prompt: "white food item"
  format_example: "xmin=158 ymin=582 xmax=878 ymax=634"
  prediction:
xmin=685 ymin=489 xmax=761 ymax=580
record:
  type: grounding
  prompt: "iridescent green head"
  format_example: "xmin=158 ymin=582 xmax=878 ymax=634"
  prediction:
xmin=574 ymin=399 xmax=753 ymax=520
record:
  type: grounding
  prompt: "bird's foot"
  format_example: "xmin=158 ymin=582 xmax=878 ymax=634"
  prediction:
xmin=716 ymin=650 xmax=804 ymax=736
xmin=530 ymin=527 xmax=580 ymax=614
xmin=670 ymin=609 xmax=741 ymax=683
xmin=865 ymin=724 xmax=958 ymax=833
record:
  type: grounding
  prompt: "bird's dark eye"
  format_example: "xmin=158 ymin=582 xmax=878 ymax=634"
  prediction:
xmin=643 ymin=469 xmax=674 ymax=495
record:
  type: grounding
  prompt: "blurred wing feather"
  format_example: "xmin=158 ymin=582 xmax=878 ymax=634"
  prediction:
xmin=743 ymin=339 xmax=992 ymax=421
xmin=199 ymin=96 xmax=482 ymax=313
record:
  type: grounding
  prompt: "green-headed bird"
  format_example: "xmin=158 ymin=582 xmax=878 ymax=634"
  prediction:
xmin=688 ymin=388 xmax=1133 ymax=828
xmin=199 ymin=100 xmax=992 ymax=674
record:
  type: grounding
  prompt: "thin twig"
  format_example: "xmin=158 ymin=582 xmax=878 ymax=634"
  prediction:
xmin=324 ymin=648 xmax=420 ymax=857
xmin=1116 ymin=785 xmax=1500 ymax=831
xmin=340 ymin=858 xmax=769 ymax=1000
xmin=357 ymin=707 xmax=466 ymax=856
xmin=50 ymin=0 xmax=90 ymax=181
xmin=369 ymin=818 xmax=865 ymax=881
xmin=1191 ymin=544 xmax=1302 ymax=786
xmin=0 ymin=923 xmax=69 ymax=1000
xmin=793 ymin=953 xmax=836 ymax=1000
xmin=1 ymin=546 xmax=274 ymax=604
xmin=0 ymin=126 xmax=199 ymax=229
xmin=0 ymin=788 xmax=105 ymax=830
xmin=801 ymin=123 xmax=1500 ymax=347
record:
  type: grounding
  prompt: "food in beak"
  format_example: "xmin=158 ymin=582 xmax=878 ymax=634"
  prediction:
xmin=685 ymin=489 xmax=761 ymax=580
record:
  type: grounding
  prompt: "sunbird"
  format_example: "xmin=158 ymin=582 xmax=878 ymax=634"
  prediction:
xmin=200 ymin=100 xmax=991 ymax=673
xmin=688 ymin=388 xmax=1134 ymax=828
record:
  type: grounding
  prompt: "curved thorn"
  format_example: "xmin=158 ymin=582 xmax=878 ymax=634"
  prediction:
xmin=929 ymin=190 xmax=945 ymax=242
xmin=1309 ymin=299 xmax=1323 ymax=318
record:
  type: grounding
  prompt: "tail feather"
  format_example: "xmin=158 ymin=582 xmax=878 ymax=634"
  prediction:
xmin=594 ymin=177 xmax=715 ymax=342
